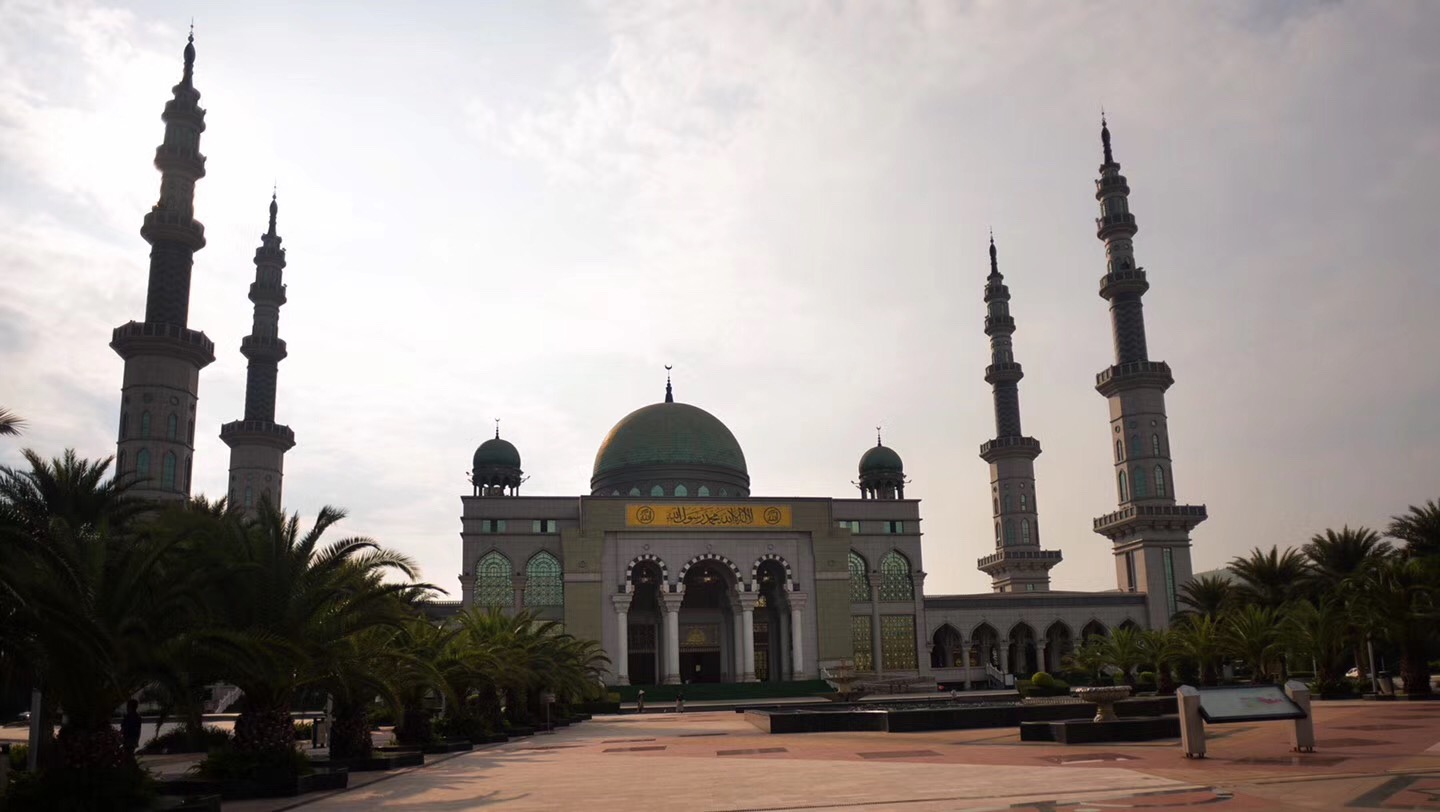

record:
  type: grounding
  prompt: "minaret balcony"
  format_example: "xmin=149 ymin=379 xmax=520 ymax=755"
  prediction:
xmin=240 ymin=334 xmax=288 ymax=361
xmin=110 ymin=320 xmax=215 ymax=367
xmin=141 ymin=210 xmax=206 ymax=250
xmin=984 ymin=361 xmax=1024 ymax=384
xmin=1095 ymin=212 xmax=1137 ymax=238
xmin=1094 ymin=175 xmax=1129 ymax=196
xmin=977 ymin=548 xmax=1062 ymax=574
xmin=153 ymin=144 xmax=207 ymax=176
xmin=1093 ymin=503 xmax=1207 ymax=539
xmin=1095 ymin=360 xmax=1173 ymax=396
xmin=248 ymin=280 xmax=288 ymax=306
xmin=979 ymin=435 xmax=1041 ymax=461
xmin=1098 ymin=268 xmax=1149 ymax=299
xmin=220 ymin=419 xmax=296 ymax=451
xmin=983 ymin=314 xmax=1015 ymax=334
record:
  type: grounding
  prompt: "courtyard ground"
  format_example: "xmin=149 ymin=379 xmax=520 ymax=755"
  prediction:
xmin=207 ymin=698 xmax=1440 ymax=811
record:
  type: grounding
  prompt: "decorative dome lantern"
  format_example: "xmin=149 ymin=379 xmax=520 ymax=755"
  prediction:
xmin=472 ymin=422 xmax=523 ymax=496
xmin=858 ymin=429 xmax=905 ymax=500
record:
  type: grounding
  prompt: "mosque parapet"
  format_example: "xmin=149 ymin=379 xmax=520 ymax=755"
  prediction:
xmin=1093 ymin=504 xmax=1207 ymax=537
xmin=110 ymin=320 xmax=215 ymax=365
xmin=1094 ymin=360 xmax=1173 ymax=396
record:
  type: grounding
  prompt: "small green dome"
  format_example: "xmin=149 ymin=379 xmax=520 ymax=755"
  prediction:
xmin=474 ymin=437 xmax=521 ymax=470
xmin=859 ymin=443 xmax=903 ymax=475
xmin=593 ymin=402 xmax=747 ymax=478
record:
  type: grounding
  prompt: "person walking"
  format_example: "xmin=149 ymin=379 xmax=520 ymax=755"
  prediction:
xmin=120 ymin=699 xmax=143 ymax=759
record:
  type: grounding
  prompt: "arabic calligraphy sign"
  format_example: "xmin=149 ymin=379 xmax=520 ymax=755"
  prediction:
xmin=626 ymin=503 xmax=792 ymax=528
xmin=1196 ymin=685 xmax=1306 ymax=723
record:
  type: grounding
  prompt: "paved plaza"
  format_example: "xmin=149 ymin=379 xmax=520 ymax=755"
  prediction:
xmin=210 ymin=700 xmax=1440 ymax=811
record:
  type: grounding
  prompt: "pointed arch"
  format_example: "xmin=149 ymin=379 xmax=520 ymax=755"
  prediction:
xmin=673 ymin=483 xmax=688 ymax=497
xmin=1021 ymin=519 xmax=1031 ymax=545
xmin=1004 ymin=520 xmax=1016 ymax=546
xmin=1081 ymin=619 xmax=1108 ymax=642
xmin=1155 ymin=465 xmax=1167 ymax=497
xmin=136 ymin=448 xmax=151 ymax=478
xmin=848 ymin=551 xmax=869 ymax=602
xmin=1115 ymin=439 xmax=1123 ymax=461
xmin=623 ymin=553 xmax=670 ymax=592
xmin=697 ymin=485 xmax=710 ymax=497
xmin=878 ymin=550 xmax=913 ymax=601
xmin=161 ymin=452 xmax=177 ymax=489
xmin=1117 ymin=470 xmax=1128 ymax=502
xmin=931 ymin=623 xmax=964 ymax=668
xmin=649 ymin=484 xmax=664 ymax=497
xmin=676 ymin=552 xmax=743 ymax=591
xmin=166 ymin=413 xmax=178 ymax=441
xmin=1132 ymin=466 xmax=1148 ymax=498
xmin=751 ymin=553 xmax=794 ymax=591
xmin=1152 ymin=433 xmax=1161 ymax=457
xmin=475 ymin=550 xmax=513 ymax=607
xmin=523 ymin=550 xmax=563 ymax=608
xmin=140 ymin=411 xmax=152 ymax=438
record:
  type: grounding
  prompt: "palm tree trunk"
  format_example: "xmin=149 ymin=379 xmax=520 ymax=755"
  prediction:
xmin=328 ymin=703 xmax=372 ymax=759
xmin=234 ymin=706 xmax=295 ymax=755
xmin=394 ymin=704 xmax=433 ymax=746
xmin=1400 ymin=640 xmax=1432 ymax=697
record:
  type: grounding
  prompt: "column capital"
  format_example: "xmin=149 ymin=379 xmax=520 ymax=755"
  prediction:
xmin=786 ymin=591 xmax=809 ymax=611
xmin=736 ymin=592 xmax=759 ymax=611
xmin=661 ymin=591 xmax=685 ymax=613
xmin=611 ymin=593 xmax=632 ymax=612
xmin=511 ymin=574 xmax=528 ymax=587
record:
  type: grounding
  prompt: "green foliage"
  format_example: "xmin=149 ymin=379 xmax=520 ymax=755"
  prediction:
xmin=194 ymin=745 xmax=314 ymax=781
xmin=1175 ymin=574 xmax=1234 ymax=621
xmin=4 ymin=764 xmax=154 ymax=811
xmin=1389 ymin=500 xmax=1440 ymax=560
xmin=1228 ymin=546 xmax=1310 ymax=610
xmin=1030 ymin=671 xmax=1056 ymax=689
xmin=139 ymin=725 xmax=232 ymax=755
xmin=293 ymin=720 xmax=314 ymax=740
xmin=8 ymin=743 xmax=29 ymax=770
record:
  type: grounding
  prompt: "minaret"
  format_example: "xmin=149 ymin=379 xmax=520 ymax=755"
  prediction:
xmin=220 ymin=194 xmax=296 ymax=513
xmin=110 ymin=31 xmax=215 ymax=503
xmin=975 ymin=236 xmax=1061 ymax=592
xmin=1089 ymin=117 xmax=1206 ymax=628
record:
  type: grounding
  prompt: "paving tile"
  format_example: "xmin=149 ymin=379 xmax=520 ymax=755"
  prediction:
xmin=857 ymin=749 xmax=942 ymax=759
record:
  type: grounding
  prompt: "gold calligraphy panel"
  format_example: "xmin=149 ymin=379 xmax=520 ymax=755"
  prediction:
xmin=625 ymin=503 xmax=792 ymax=528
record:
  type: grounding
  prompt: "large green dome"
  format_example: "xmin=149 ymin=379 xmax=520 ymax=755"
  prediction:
xmin=593 ymin=402 xmax=747 ymax=477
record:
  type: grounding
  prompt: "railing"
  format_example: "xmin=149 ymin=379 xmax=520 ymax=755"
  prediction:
xmin=978 ymin=436 xmax=1041 ymax=457
xmin=111 ymin=321 xmax=215 ymax=354
xmin=1095 ymin=175 xmax=1128 ymax=193
xmin=207 ymin=684 xmax=243 ymax=714
xmin=977 ymin=549 xmax=1063 ymax=568
xmin=241 ymin=335 xmax=287 ymax=355
xmin=1095 ymin=360 xmax=1172 ymax=388
xmin=983 ymin=315 xmax=1015 ymax=333
xmin=1093 ymin=503 xmax=1208 ymax=530
xmin=1095 ymin=212 xmax=1136 ymax=230
xmin=984 ymin=662 xmax=1014 ymax=688
xmin=219 ymin=420 xmax=295 ymax=444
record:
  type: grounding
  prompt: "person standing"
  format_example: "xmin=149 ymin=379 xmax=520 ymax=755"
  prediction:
xmin=120 ymin=699 xmax=143 ymax=759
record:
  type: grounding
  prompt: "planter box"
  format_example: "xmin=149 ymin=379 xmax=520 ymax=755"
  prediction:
xmin=158 ymin=768 xmax=348 ymax=800
xmin=422 ymin=739 xmax=474 ymax=754
xmin=311 ymin=750 xmax=423 ymax=771
xmin=506 ymin=726 xmax=535 ymax=737
xmin=1020 ymin=715 xmax=1180 ymax=744
xmin=468 ymin=733 xmax=509 ymax=744
xmin=152 ymin=794 xmax=222 ymax=811
xmin=745 ymin=709 xmax=889 ymax=734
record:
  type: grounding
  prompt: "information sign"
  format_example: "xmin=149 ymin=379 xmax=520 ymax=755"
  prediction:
xmin=1196 ymin=685 xmax=1306 ymax=723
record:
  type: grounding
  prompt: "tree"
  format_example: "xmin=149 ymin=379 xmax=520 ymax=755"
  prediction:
xmin=1388 ymin=500 xmax=1440 ymax=560
xmin=1175 ymin=574 xmax=1234 ymax=621
xmin=0 ymin=407 xmax=24 ymax=436
xmin=1281 ymin=598 xmax=1350 ymax=688
xmin=1099 ymin=626 xmax=1146 ymax=686
xmin=1175 ymin=615 xmax=1225 ymax=686
xmin=1061 ymin=638 xmax=1110 ymax=685
xmin=1228 ymin=546 xmax=1309 ymax=611
xmin=1221 ymin=605 xmax=1281 ymax=683
xmin=1136 ymin=629 xmax=1184 ymax=693
xmin=1347 ymin=556 xmax=1438 ymax=696
xmin=1303 ymin=526 xmax=1391 ymax=681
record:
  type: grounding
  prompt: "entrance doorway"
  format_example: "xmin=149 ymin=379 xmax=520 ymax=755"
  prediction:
xmin=680 ymin=651 xmax=722 ymax=683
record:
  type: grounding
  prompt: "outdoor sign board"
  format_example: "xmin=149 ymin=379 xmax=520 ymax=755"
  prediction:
xmin=1196 ymin=685 xmax=1306 ymax=724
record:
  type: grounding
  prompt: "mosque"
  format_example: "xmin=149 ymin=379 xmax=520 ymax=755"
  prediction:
xmin=110 ymin=37 xmax=1205 ymax=690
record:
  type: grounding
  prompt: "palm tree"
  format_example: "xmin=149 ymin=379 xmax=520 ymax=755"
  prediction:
xmin=1348 ymin=556 xmax=1438 ymax=696
xmin=1061 ymin=639 xmax=1110 ymax=685
xmin=1303 ymin=526 xmax=1391 ymax=681
xmin=0 ymin=407 xmax=24 ymax=436
xmin=1175 ymin=615 xmax=1225 ymax=686
xmin=1281 ymin=598 xmax=1350 ymax=688
xmin=200 ymin=505 xmax=426 ymax=768
xmin=1228 ymin=546 xmax=1309 ymax=611
xmin=1136 ymin=629 xmax=1184 ymax=693
xmin=1100 ymin=626 xmax=1146 ymax=686
xmin=1388 ymin=500 xmax=1440 ymax=560
xmin=1221 ymin=605 xmax=1281 ymax=683
xmin=1175 ymin=574 xmax=1234 ymax=620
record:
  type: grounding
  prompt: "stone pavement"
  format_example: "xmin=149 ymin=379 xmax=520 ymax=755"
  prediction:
xmin=220 ymin=699 xmax=1440 ymax=810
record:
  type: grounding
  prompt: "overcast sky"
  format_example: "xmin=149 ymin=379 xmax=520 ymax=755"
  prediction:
xmin=2 ymin=0 xmax=1438 ymax=597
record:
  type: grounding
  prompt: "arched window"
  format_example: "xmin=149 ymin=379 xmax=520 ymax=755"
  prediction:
xmin=140 ymin=411 xmax=151 ymax=438
xmin=878 ymin=551 xmax=913 ymax=601
xmin=1152 ymin=433 xmax=1161 ymax=457
xmin=1021 ymin=519 xmax=1031 ymax=545
xmin=1004 ymin=520 xmax=1016 ymax=546
xmin=1115 ymin=439 xmax=1122 ymax=461
xmin=994 ymin=521 xmax=1001 ymax=543
xmin=166 ymin=414 xmax=178 ymax=441
xmin=649 ymin=485 xmax=664 ymax=497
xmin=992 ymin=496 xmax=998 ymax=514
xmin=628 ymin=487 xmax=641 ymax=496
xmin=475 ymin=552 xmax=513 ymax=608
xmin=1129 ymin=433 xmax=1141 ymax=458
xmin=1117 ymin=470 xmax=1128 ymax=502
xmin=161 ymin=452 xmax=177 ymax=489
xmin=1019 ymin=493 xmax=1027 ymax=511
xmin=119 ymin=412 xmax=128 ymax=440
xmin=673 ymin=484 xmax=688 ymax=497
xmin=1132 ymin=466 xmax=1148 ymax=498
xmin=848 ymin=552 xmax=869 ymax=602
xmin=244 ymin=486 xmax=254 ymax=508
xmin=697 ymin=485 xmax=709 ymax=497
xmin=523 ymin=552 xmax=563 ymax=608
xmin=136 ymin=448 xmax=151 ymax=478
xmin=1003 ymin=493 xmax=1012 ymax=511
xmin=1155 ymin=465 xmax=1167 ymax=497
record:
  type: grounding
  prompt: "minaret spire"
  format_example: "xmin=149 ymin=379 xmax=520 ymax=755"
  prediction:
xmin=664 ymin=365 xmax=674 ymax=403
xmin=1089 ymin=116 xmax=1206 ymax=628
xmin=109 ymin=32 xmax=216 ymax=503
xmin=976 ymin=235 xmax=1060 ymax=592
xmin=221 ymin=194 xmax=297 ymax=514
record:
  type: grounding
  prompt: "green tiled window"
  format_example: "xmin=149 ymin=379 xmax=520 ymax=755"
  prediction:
xmin=881 ymin=615 xmax=917 ymax=670
xmin=851 ymin=615 xmax=872 ymax=671
xmin=524 ymin=551 xmax=563 ymax=608
xmin=848 ymin=552 xmax=869 ymax=602
xmin=879 ymin=551 xmax=913 ymax=601
xmin=475 ymin=552 xmax=512 ymax=608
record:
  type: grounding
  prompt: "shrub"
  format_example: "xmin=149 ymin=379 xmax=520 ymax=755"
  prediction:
xmin=4 ymin=764 xmax=154 ymax=811
xmin=140 ymin=725 xmax=233 ymax=755
xmin=293 ymin=720 xmax=314 ymax=740
xmin=195 ymin=746 xmax=314 ymax=781
xmin=1031 ymin=671 xmax=1057 ymax=689
xmin=368 ymin=705 xmax=396 ymax=729
xmin=1137 ymin=671 xmax=1157 ymax=687
xmin=8 ymin=743 xmax=28 ymax=771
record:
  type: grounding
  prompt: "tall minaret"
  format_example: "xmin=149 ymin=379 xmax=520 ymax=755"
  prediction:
xmin=220 ymin=195 xmax=296 ymax=513
xmin=976 ymin=236 xmax=1061 ymax=592
xmin=1089 ymin=117 xmax=1206 ymax=628
xmin=110 ymin=31 xmax=215 ymax=503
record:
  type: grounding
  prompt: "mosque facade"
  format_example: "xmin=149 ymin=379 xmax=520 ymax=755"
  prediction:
xmin=458 ymin=118 xmax=1206 ymax=687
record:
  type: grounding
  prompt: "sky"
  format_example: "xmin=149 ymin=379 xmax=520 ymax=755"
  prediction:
xmin=1 ymin=0 xmax=1438 ymax=598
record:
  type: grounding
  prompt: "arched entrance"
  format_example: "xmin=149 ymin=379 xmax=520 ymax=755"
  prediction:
xmin=678 ymin=561 xmax=736 ymax=683
xmin=626 ymin=562 xmax=664 ymax=685
xmin=1009 ymin=623 xmax=1038 ymax=678
xmin=754 ymin=560 xmax=792 ymax=683
xmin=1044 ymin=622 xmax=1074 ymax=673
xmin=931 ymin=625 xmax=963 ymax=668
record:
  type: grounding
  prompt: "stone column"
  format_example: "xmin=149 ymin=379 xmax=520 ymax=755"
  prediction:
xmin=1037 ymin=641 xmax=1048 ymax=674
xmin=999 ymin=639 xmax=1010 ymax=675
xmin=661 ymin=591 xmax=684 ymax=685
xmin=610 ymin=594 xmax=631 ymax=686
xmin=731 ymin=605 xmax=746 ymax=683
xmin=738 ymin=592 xmax=758 ymax=682
xmin=788 ymin=592 xmax=809 ymax=680
xmin=960 ymin=637 xmax=971 ymax=690
xmin=869 ymin=576 xmax=883 ymax=676
xmin=457 ymin=574 xmax=476 ymax=610
xmin=911 ymin=572 xmax=928 ymax=674
xmin=511 ymin=574 xmax=528 ymax=613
